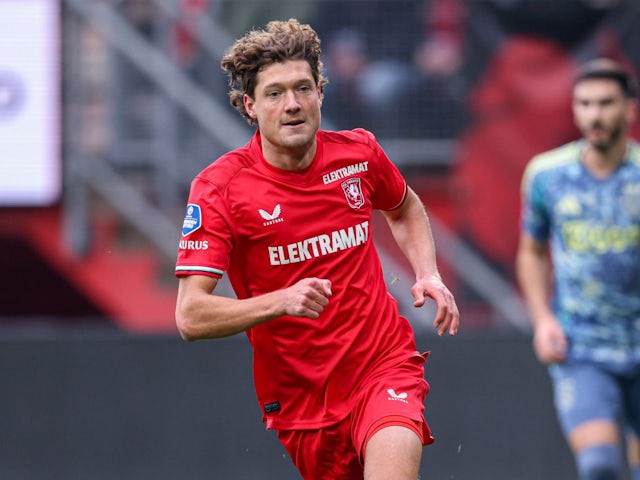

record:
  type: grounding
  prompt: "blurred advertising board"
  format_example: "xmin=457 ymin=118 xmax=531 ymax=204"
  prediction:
xmin=0 ymin=0 xmax=60 ymax=206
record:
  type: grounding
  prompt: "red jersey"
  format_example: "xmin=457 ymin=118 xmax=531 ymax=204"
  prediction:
xmin=175 ymin=128 xmax=420 ymax=430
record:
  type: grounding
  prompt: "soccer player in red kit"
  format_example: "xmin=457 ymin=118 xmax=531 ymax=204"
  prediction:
xmin=174 ymin=19 xmax=459 ymax=480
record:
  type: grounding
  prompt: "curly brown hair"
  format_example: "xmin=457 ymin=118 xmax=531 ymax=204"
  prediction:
xmin=220 ymin=18 xmax=329 ymax=125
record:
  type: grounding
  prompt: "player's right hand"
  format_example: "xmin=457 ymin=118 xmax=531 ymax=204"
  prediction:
xmin=532 ymin=315 xmax=567 ymax=364
xmin=282 ymin=277 xmax=332 ymax=319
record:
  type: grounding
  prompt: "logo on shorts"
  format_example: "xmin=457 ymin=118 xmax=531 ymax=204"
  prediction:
xmin=263 ymin=401 xmax=281 ymax=414
xmin=556 ymin=377 xmax=576 ymax=413
xmin=387 ymin=388 xmax=409 ymax=404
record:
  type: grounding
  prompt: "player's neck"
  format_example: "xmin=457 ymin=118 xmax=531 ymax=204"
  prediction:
xmin=262 ymin=143 xmax=317 ymax=171
xmin=582 ymin=138 xmax=629 ymax=178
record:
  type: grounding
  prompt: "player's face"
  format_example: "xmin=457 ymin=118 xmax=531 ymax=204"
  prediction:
xmin=244 ymin=60 xmax=323 ymax=160
xmin=572 ymin=79 xmax=636 ymax=152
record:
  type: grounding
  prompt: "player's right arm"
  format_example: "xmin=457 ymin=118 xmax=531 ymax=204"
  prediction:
xmin=515 ymin=232 xmax=567 ymax=364
xmin=175 ymin=275 xmax=332 ymax=341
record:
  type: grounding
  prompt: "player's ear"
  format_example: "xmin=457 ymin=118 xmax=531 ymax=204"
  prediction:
xmin=244 ymin=93 xmax=256 ymax=120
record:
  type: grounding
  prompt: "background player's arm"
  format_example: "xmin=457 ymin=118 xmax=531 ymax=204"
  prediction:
xmin=175 ymin=275 xmax=332 ymax=341
xmin=516 ymin=232 xmax=567 ymax=363
xmin=382 ymin=187 xmax=459 ymax=336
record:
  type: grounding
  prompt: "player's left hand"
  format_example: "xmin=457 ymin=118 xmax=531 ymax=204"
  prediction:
xmin=412 ymin=274 xmax=459 ymax=336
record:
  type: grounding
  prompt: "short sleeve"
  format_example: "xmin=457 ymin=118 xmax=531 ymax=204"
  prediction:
xmin=175 ymin=176 xmax=233 ymax=278
xmin=355 ymin=129 xmax=407 ymax=211
xmin=521 ymin=167 xmax=550 ymax=242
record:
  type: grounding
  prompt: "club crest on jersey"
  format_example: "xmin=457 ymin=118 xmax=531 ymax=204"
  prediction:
xmin=341 ymin=178 xmax=365 ymax=209
xmin=182 ymin=204 xmax=202 ymax=236
xmin=259 ymin=204 xmax=284 ymax=226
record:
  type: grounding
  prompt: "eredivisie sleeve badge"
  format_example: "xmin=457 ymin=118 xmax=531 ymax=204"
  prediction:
xmin=182 ymin=204 xmax=202 ymax=236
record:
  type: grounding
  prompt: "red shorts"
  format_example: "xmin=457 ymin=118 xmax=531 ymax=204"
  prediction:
xmin=276 ymin=352 xmax=433 ymax=479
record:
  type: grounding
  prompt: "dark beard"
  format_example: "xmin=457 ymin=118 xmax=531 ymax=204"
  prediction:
xmin=590 ymin=120 xmax=625 ymax=152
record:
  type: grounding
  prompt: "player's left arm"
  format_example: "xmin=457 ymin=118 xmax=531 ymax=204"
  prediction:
xmin=381 ymin=187 xmax=459 ymax=336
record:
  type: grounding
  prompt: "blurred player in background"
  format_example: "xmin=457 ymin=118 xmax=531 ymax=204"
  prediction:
xmin=174 ymin=18 xmax=459 ymax=480
xmin=517 ymin=58 xmax=640 ymax=480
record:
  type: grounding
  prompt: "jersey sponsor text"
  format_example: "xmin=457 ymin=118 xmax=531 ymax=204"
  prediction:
xmin=561 ymin=221 xmax=640 ymax=253
xmin=179 ymin=239 xmax=209 ymax=250
xmin=322 ymin=162 xmax=369 ymax=184
xmin=268 ymin=221 xmax=369 ymax=265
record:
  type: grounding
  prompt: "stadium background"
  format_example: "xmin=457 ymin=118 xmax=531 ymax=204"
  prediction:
xmin=1 ymin=0 xmax=640 ymax=478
